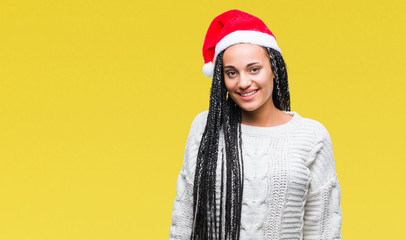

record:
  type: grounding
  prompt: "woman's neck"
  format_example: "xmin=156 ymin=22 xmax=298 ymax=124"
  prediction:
xmin=240 ymin=101 xmax=292 ymax=127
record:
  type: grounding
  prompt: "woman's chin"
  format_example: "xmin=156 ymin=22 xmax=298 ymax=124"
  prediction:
xmin=238 ymin=104 xmax=259 ymax=112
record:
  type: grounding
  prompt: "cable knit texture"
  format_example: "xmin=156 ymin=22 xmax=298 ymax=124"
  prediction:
xmin=169 ymin=110 xmax=343 ymax=240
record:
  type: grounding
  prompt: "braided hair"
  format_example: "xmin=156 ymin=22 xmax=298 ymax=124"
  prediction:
xmin=191 ymin=47 xmax=290 ymax=240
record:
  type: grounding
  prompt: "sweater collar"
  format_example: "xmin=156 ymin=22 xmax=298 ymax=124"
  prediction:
xmin=240 ymin=111 xmax=301 ymax=136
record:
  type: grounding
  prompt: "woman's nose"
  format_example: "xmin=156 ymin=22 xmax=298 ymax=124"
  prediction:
xmin=238 ymin=73 xmax=252 ymax=89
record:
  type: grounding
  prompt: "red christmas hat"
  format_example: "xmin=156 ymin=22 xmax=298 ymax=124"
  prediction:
xmin=202 ymin=9 xmax=282 ymax=78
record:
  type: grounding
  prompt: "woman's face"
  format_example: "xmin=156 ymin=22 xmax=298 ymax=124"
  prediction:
xmin=223 ymin=43 xmax=275 ymax=113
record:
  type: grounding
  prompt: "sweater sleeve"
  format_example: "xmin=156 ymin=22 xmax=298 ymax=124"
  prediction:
xmin=303 ymin=122 xmax=343 ymax=240
xmin=169 ymin=111 xmax=207 ymax=240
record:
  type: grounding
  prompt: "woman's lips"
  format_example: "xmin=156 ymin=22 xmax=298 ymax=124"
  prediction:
xmin=237 ymin=89 xmax=259 ymax=101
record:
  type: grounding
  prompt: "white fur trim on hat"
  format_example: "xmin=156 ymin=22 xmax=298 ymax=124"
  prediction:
xmin=214 ymin=30 xmax=282 ymax=62
xmin=202 ymin=62 xmax=214 ymax=78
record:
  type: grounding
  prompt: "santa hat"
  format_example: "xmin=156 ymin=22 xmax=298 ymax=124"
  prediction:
xmin=202 ymin=9 xmax=282 ymax=78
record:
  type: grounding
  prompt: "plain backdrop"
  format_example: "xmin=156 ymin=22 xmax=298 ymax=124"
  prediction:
xmin=1 ymin=0 xmax=405 ymax=239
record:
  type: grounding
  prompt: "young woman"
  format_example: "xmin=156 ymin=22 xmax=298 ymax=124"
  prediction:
xmin=169 ymin=9 xmax=342 ymax=240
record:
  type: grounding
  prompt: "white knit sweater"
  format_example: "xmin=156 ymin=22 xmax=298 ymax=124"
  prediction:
xmin=169 ymin=110 xmax=343 ymax=240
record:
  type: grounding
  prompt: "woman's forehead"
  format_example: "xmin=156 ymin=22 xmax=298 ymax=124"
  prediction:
xmin=223 ymin=43 xmax=269 ymax=64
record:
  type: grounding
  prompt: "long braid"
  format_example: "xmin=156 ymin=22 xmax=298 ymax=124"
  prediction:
xmin=191 ymin=46 xmax=289 ymax=240
xmin=191 ymin=50 xmax=227 ymax=240
xmin=267 ymin=47 xmax=291 ymax=111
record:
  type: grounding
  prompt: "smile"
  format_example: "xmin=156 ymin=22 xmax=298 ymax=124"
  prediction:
xmin=239 ymin=90 xmax=258 ymax=97
xmin=237 ymin=89 xmax=259 ymax=101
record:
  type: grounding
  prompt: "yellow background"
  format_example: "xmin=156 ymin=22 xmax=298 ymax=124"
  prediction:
xmin=1 ymin=0 xmax=405 ymax=239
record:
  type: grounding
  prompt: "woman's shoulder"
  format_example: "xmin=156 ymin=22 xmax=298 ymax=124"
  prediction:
xmin=188 ymin=110 xmax=209 ymax=134
xmin=192 ymin=110 xmax=209 ymax=124
xmin=294 ymin=112 xmax=332 ymax=141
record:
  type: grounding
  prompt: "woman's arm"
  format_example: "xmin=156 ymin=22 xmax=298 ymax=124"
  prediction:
xmin=169 ymin=111 xmax=207 ymax=240
xmin=303 ymin=123 xmax=343 ymax=240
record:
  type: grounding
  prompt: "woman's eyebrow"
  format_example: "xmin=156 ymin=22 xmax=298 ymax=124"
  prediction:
xmin=247 ymin=62 xmax=260 ymax=67
xmin=223 ymin=65 xmax=235 ymax=69
xmin=224 ymin=62 xmax=260 ymax=69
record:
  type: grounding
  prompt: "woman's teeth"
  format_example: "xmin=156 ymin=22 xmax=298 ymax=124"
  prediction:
xmin=240 ymin=90 xmax=258 ymax=97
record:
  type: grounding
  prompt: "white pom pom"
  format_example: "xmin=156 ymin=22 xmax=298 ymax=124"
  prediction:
xmin=202 ymin=62 xmax=214 ymax=78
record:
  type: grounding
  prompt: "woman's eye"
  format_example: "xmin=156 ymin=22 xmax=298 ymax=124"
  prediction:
xmin=251 ymin=67 xmax=260 ymax=73
xmin=226 ymin=71 xmax=236 ymax=77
